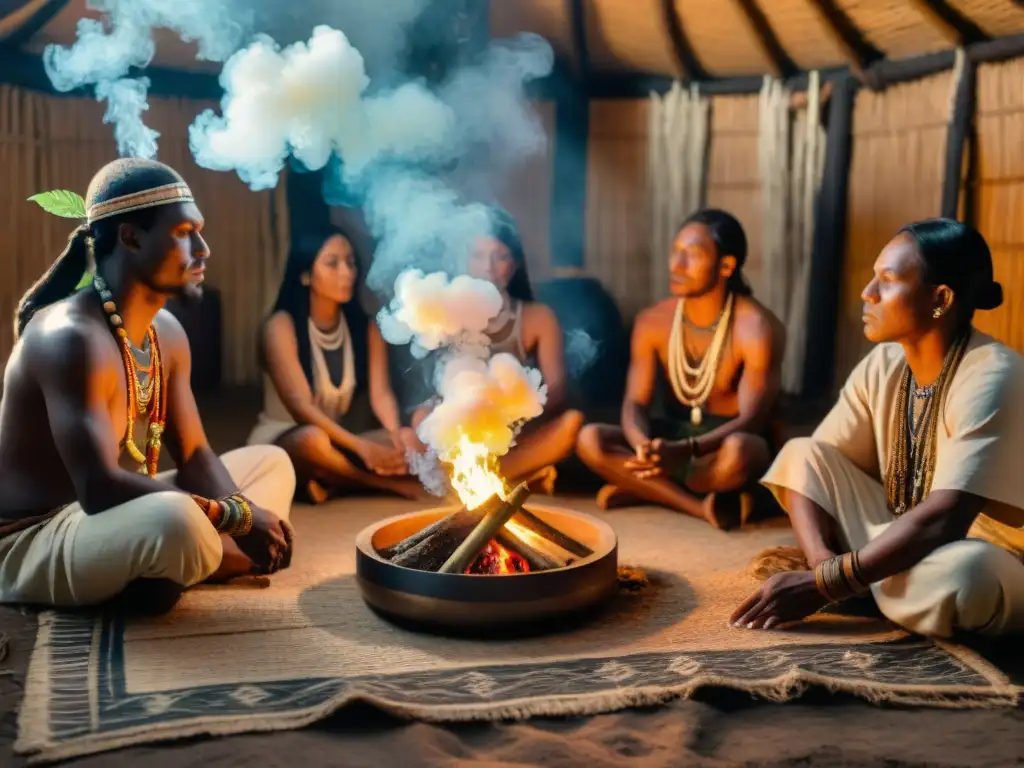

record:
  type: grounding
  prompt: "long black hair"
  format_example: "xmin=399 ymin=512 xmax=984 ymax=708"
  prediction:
xmin=899 ymin=218 xmax=1003 ymax=328
xmin=487 ymin=206 xmax=534 ymax=302
xmin=269 ymin=228 xmax=369 ymax=391
xmin=679 ymin=208 xmax=752 ymax=296
xmin=15 ymin=158 xmax=178 ymax=339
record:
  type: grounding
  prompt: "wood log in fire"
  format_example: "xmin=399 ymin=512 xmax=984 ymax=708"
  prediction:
xmin=438 ymin=483 xmax=532 ymax=574
xmin=387 ymin=495 xmax=503 ymax=571
xmin=512 ymin=506 xmax=593 ymax=558
xmin=379 ymin=494 xmax=502 ymax=561
xmin=494 ymin=527 xmax=567 ymax=571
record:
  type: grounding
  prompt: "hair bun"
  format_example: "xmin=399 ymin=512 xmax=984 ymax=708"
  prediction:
xmin=977 ymin=281 xmax=1003 ymax=311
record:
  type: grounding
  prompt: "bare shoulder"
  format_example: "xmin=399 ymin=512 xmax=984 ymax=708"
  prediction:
xmin=633 ymin=298 xmax=676 ymax=342
xmin=264 ymin=310 xmax=297 ymax=343
xmin=732 ymin=294 xmax=785 ymax=357
xmin=522 ymin=300 xmax=560 ymax=332
xmin=153 ymin=308 xmax=188 ymax=350
xmin=20 ymin=298 xmax=113 ymax=381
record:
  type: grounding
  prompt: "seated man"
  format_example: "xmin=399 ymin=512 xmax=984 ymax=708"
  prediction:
xmin=732 ymin=219 xmax=1024 ymax=638
xmin=576 ymin=209 xmax=784 ymax=529
xmin=0 ymin=158 xmax=295 ymax=616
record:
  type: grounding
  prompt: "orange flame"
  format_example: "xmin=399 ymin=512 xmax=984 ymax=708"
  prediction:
xmin=447 ymin=434 xmax=508 ymax=510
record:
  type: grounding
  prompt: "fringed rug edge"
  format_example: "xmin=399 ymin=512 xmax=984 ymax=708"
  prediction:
xmin=15 ymin=635 xmax=1022 ymax=766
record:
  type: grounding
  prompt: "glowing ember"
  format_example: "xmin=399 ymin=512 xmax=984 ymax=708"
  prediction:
xmin=465 ymin=540 xmax=530 ymax=574
xmin=448 ymin=434 xmax=507 ymax=510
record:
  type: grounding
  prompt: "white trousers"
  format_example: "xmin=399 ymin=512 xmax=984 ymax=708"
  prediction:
xmin=0 ymin=445 xmax=295 ymax=608
xmin=763 ymin=438 xmax=1024 ymax=638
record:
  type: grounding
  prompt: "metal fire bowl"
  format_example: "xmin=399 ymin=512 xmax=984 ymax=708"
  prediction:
xmin=355 ymin=503 xmax=618 ymax=637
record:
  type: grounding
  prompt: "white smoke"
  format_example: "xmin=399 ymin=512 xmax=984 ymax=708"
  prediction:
xmin=376 ymin=269 xmax=503 ymax=359
xmin=41 ymin=0 xmax=434 ymax=158
xmin=189 ymin=26 xmax=457 ymax=190
xmin=42 ymin=0 xmax=253 ymax=157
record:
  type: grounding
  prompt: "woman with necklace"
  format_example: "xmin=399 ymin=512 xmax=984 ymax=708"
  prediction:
xmin=248 ymin=228 xmax=425 ymax=502
xmin=733 ymin=219 xmax=1024 ymax=638
xmin=413 ymin=209 xmax=584 ymax=492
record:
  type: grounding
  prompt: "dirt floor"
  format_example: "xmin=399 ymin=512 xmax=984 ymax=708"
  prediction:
xmin=1 ymin=388 xmax=1022 ymax=767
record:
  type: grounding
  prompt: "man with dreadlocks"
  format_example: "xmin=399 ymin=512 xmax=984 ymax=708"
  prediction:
xmin=0 ymin=158 xmax=296 ymax=615
xmin=576 ymin=208 xmax=785 ymax=529
xmin=732 ymin=219 xmax=1024 ymax=638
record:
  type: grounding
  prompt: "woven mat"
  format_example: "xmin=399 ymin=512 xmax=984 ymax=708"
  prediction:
xmin=15 ymin=497 xmax=1020 ymax=764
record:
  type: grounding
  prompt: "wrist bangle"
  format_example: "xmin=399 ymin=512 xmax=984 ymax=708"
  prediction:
xmin=814 ymin=552 xmax=870 ymax=603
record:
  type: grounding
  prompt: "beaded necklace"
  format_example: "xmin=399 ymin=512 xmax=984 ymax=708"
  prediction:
xmin=884 ymin=329 xmax=970 ymax=516
xmin=667 ymin=292 xmax=735 ymax=426
xmin=93 ymin=275 xmax=167 ymax=477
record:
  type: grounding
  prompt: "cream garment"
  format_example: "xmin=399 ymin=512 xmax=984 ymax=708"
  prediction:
xmin=0 ymin=445 xmax=296 ymax=608
xmin=248 ymin=315 xmax=356 ymax=446
xmin=762 ymin=331 xmax=1024 ymax=638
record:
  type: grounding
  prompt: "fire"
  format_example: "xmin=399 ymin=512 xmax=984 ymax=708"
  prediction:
xmin=447 ymin=434 xmax=508 ymax=510
xmin=466 ymin=540 xmax=530 ymax=575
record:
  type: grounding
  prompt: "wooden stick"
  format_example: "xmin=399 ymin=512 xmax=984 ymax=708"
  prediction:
xmin=388 ymin=495 xmax=502 ymax=571
xmin=379 ymin=495 xmax=501 ymax=560
xmin=438 ymin=483 xmax=532 ymax=574
xmin=495 ymin=528 xmax=566 ymax=571
xmin=512 ymin=505 xmax=593 ymax=558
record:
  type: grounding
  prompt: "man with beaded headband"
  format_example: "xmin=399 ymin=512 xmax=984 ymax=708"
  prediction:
xmin=0 ymin=158 xmax=296 ymax=615
xmin=732 ymin=219 xmax=1024 ymax=638
xmin=576 ymin=208 xmax=785 ymax=529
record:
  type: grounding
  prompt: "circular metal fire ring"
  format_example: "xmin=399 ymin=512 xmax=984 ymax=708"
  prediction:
xmin=355 ymin=503 xmax=619 ymax=637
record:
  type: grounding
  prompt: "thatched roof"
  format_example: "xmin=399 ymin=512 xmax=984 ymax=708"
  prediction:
xmin=3 ymin=0 xmax=1024 ymax=82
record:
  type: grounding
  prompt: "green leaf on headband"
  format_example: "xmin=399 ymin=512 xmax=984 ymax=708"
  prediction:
xmin=75 ymin=271 xmax=93 ymax=291
xmin=27 ymin=190 xmax=87 ymax=219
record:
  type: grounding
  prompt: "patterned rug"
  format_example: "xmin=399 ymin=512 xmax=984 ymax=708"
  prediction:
xmin=15 ymin=498 xmax=1021 ymax=765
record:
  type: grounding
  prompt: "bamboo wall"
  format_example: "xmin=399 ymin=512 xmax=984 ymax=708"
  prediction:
xmin=833 ymin=71 xmax=954 ymax=384
xmin=584 ymin=99 xmax=652 ymax=319
xmin=973 ymin=58 xmax=1024 ymax=352
xmin=584 ymin=95 xmax=766 ymax=319
xmin=704 ymin=95 xmax=765 ymax=297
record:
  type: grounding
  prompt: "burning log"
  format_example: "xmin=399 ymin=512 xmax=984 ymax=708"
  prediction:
xmin=495 ymin=527 xmax=567 ymax=571
xmin=379 ymin=494 xmax=501 ymax=561
xmin=438 ymin=483 xmax=532 ymax=574
xmin=512 ymin=506 xmax=593 ymax=559
xmin=387 ymin=495 xmax=503 ymax=571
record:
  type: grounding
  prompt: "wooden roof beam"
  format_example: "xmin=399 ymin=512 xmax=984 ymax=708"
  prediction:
xmin=732 ymin=0 xmax=799 ymax=79
xmin=659 ymin=0 xmax=707 ymax=81
xmin=807 ymin=0 xmax=884 ymax=85
xmin=908 ymin=0 xmax=990 ymax=47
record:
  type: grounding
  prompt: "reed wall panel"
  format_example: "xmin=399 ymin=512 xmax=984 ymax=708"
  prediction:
xmin=972 ymin=58 xmax=1024 ymax=354
xmin=834 ymin=72 xmax=954 ymax=385
xmin=705 ymin=95 xmax=765 ymax=298
xmin=584 ymin=99 xmax=653 ymax=319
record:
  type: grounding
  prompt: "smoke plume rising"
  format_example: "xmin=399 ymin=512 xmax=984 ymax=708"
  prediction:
xmin=376 ymin=269 xmax=503 ymax=359
xmin=419 ymin=352 xmax=547 ymax=460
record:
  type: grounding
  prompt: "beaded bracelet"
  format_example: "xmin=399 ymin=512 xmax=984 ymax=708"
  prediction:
xmin=813 ymin=551 xmax=869 ymax=603
xmin=192 ymin=493 xmax=254 ymax=537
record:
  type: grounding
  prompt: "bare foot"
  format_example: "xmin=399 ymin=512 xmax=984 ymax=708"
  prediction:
xmin=206 ymin=535 xmax=257 ymax=584
xmin=596 ymin=484 xmax=642 ymax=510
xmin=701 ymin=492 xmax=750 ymax=531
xmin=305 ymin=479 xmax=330 ymax=504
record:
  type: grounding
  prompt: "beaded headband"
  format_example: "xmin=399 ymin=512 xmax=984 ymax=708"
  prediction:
xmin=86 ymin=182 xmax=194 ymax=224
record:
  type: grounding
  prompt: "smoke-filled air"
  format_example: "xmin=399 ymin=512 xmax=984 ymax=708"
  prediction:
xmin=46 ymin=1 xmax=564 ymax=496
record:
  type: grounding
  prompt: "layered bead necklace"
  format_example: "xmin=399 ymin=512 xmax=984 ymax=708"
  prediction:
xmin=93 ymin=275 xmax=167 ymax=477
xmin=667 ymin=292 xmax=735 ymax=426
xmin=885 ymin=329 xmax=970 ymax=516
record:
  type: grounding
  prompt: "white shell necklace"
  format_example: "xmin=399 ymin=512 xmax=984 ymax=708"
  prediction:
xmin=667 ymin=292 xmax=735 ymax=426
